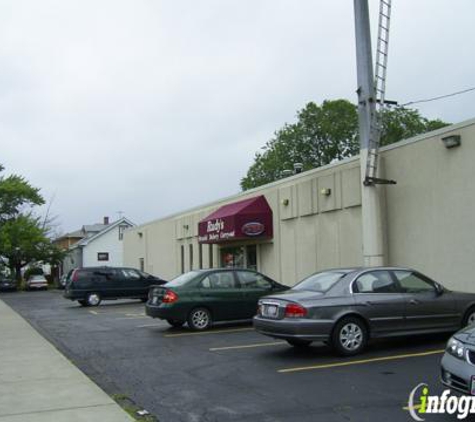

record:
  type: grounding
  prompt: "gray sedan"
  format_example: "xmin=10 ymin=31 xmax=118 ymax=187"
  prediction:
xmin=441 ymin=326 xmax=475 ymax=395
xmin=253 ymin=267 xmax=475 ymax=355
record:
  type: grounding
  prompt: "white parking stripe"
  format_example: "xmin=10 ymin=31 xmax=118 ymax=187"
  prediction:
xmin=210 ymin=341 xmax=286 ymax=351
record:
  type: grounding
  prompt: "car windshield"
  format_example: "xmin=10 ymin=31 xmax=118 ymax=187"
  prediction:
xmin=292 ymin=271 xmax=348 ymax=293
xmin=166 ymin=271 xmax=200 ymax=287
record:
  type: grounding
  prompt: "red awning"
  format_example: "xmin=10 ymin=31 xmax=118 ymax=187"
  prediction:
xmin=198 ymin=195 xmax=273 ymax=244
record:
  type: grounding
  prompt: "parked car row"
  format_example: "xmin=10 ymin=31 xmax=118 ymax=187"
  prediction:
xmin=61 ymin=264 xmax=475 ymax=396
xmin=0 ymin=274 xmax=50 ymax=292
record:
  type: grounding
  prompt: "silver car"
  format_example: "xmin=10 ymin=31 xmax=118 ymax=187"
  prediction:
xmin=253 ymin=267 xmax=475 ymax=355
xmin=441 ymin=326 xmax=475 ymax=395
xmin=25 ymin=274 xmax=48 ymax=290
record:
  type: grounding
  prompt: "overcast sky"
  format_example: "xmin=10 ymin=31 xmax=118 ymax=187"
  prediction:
xmin=1 ymin=0 xmax=474 ymax=234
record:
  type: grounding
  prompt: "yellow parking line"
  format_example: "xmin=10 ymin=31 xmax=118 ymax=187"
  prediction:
xmin=403 ymin=404 xmax=422 ymax=411
xmin=210 ymin=341 xmax=286 ymax=351
xmin=164 ymin=327 xmax=254 ymax=338
xmin=278 ymin=349 xmax=445 ymax=374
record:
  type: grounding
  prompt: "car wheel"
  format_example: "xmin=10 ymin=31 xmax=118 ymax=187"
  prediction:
xmin=286 ymin=339 xmax=312 ymax=348
xmin=187 ymin=308 xmax=212 ymax=331
xmin=78 ymin=300 xmax=87 ymax=307
xmin=463 ymin=308 xmax=475 ymax=326
xmin=167 ymin=319 xmax=185 ymax=328
xmin=85 ymin=292 xmax=101 ymax=307
xmin=332 ymin=317 xmax=368 ymax=356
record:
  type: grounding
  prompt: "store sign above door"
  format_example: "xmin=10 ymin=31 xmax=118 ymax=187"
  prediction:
xmin=198 ymin=195 xmax=273 ymax=244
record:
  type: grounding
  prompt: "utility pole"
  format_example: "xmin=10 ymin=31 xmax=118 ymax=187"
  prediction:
xmin=354 ymin=0 xmax=385 ymax=267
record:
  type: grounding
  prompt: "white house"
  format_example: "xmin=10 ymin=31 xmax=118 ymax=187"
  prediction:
xmin=66 ymin=217 xmax=135 ymax=272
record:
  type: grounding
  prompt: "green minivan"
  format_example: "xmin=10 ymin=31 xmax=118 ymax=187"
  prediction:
xmin=146 ymin=268 xmax=287 ymax=330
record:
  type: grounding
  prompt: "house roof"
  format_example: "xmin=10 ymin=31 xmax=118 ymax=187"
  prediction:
xmin=73 ymin=217 xmax=135 ymax=248
xmin=82 ymin=224 xmax=109 ymax=234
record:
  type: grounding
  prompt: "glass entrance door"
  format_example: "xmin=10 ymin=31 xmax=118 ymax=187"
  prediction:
xmin=220 ymin=245 xmax=257 ymax=270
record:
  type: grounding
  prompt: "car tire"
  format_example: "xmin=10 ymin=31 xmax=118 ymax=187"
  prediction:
xmin=167 ymin=319 xmax=185 ymax=328
xmin=78 ymin=300 xmax=87 ymax=307
xmin=85 ymin=292 xmax=102 ymax=307
xmin=331 ymin=317 xmax=368 ymax=356
xmin=286 ymin=339 xmax=312 ymax=348
xmin=187 ymin=308 xmax=212 ymax=331
xmin=463 ymin=307 xmax=475 ymax=326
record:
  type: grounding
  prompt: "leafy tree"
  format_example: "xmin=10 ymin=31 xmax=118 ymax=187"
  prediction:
xmin=0 ymin=165 xmax=65 ymax=282
xmin=0 ymin=164 xmax=44 ymax=221
xmin=241 ymin=100 xmax=449 ymax=190
xmin=379 ymin=107 xmax=448 ymax=147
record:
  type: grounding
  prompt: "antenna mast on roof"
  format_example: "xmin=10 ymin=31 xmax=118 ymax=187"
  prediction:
xmin=364 ymin=0 xmax=395 ymax=186
xmin=354 ymin=0 xmax=394 ymax=267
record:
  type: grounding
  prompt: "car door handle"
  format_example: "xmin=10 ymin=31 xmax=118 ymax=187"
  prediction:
xmin=409 ymin=299 xmax=420 ymax=305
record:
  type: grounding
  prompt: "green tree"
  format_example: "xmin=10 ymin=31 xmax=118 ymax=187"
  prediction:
xmin=379 ymin=107 xmax=448 ymax=147
xmin=241 ymin=100 xmax=449 ymax=190
xmin=0 ymin=164 xmax=44 ymax=221
xmin=0 ymin=165 xmax=64 ymax=282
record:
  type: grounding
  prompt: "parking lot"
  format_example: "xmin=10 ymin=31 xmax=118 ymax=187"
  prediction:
xmin=1 ymin=290 xmax=456 ymax=421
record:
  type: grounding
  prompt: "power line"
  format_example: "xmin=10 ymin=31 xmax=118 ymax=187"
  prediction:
xmin=400 ymin=86 xmax=475 ymax=107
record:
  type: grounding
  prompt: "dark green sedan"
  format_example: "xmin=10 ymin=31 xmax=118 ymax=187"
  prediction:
xmin=145 ymin=268 xmax=287 ymax=330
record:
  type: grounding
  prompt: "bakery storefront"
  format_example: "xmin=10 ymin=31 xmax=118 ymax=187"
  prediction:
xmin=198 ymin=195 xmax=273 ymax=271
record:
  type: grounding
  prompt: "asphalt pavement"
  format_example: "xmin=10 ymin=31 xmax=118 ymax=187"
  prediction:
xmin=0 ymin=298 xmax=133 ymax=422
xmin=1 ymin=290 xmax=459 ymax=422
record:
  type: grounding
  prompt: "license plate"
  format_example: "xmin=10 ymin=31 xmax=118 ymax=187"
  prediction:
xmin=471 ymin=376 xmax=475 ymax=395
xmin=265 ymin=305 xmax=278 ymax=317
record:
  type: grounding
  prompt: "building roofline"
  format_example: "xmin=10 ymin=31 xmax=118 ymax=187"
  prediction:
xmin=131 ymin=116 xmax=475 ymax=231
xmin=75 ymin=217 xmax=135 ymax=247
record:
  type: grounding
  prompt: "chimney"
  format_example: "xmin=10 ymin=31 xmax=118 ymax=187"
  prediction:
xmin=104 ymin=216 xmax=110 ymax=225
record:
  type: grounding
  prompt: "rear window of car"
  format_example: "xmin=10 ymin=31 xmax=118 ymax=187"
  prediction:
xmin=292 ymin=271 xmax=348 ymax=293
xmin=166 ymin=271 xmax=200 ymax=287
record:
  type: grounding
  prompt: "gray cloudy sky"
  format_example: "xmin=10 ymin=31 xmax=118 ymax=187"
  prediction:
xmin=1 ymin=1 xmax=474 ymax=234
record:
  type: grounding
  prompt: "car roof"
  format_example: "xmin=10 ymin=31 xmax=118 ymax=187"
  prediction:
xmin=191 ymin=268 xmax=259 ymax=273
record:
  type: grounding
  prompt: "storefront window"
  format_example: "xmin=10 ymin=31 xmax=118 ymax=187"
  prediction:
xmin=221 ymin=245 xmax=257 ymax=270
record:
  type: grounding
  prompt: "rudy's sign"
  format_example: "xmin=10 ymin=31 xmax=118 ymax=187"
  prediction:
xmin=197 ymin=196 xmax=273 ymax=244
xmin=200 ymin=218 xmax=236 ymax=242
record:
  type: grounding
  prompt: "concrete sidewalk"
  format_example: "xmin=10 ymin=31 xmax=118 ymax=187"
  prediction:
xmin=0 ymin=299 xmax=134 ymax=422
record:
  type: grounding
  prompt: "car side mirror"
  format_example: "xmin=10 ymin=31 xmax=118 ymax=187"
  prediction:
xmin=435 ymin=283 xmax=444 ymax=296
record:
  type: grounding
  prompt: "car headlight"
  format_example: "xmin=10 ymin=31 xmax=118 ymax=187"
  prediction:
xmin=447 ymin=337 xmax=466 ymax=359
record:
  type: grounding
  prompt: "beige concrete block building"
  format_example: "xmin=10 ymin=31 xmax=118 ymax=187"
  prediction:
xmin=124 ymin=117 xmax=475 ymax=291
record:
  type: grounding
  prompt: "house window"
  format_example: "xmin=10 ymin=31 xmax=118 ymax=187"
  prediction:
xmin=118 ymin=225 xmax=128 ymax=241
xmin=189 ymin=244 xmax=193 ymax=271
xmin=98 ymin=252 xmax=109 ymax=261
xmin=139 ymin=258 xmax=144 ymax=272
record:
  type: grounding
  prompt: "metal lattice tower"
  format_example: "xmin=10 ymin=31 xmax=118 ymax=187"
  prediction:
xmin=364 ymin=0 xmax=392 ymax=185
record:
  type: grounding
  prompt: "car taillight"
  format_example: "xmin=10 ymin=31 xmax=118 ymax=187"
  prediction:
xmin=284 ymin=303 xmax=307 ymax=318
xmin=71 ymin=269 xmax=79 ymax=283
xmin=162 ymin=290 xmax=178 ymax=303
